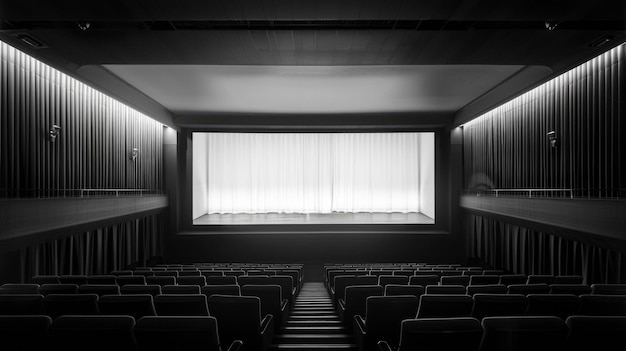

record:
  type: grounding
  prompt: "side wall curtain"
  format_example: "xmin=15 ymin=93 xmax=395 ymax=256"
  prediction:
xmin=466 ymin=214 xmax=626 ymax=284
xmin=19 ymin=214 xmax=163 ymax=282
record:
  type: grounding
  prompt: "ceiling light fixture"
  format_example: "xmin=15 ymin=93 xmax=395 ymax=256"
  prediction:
xmin=77 ymin=22 xmax=91 ymax=31
xmin=13 ymin=33 xmax=46 ymax=49
xmin=544 ymin=21 xmax=558 ymax=31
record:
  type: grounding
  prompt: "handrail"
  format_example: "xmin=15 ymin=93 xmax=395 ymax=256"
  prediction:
xmin=471 ymin=188 xmax=574 ymax=199
xmin=79 ymin=189 xmax=152 ymax=197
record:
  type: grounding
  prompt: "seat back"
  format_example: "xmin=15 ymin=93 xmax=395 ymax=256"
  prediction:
xmin=378 ymin=275 xmax=409 ymax=288
xmin=77 ymin=284 xmax=120 ymax=297
xmin=409 ymin=275 xmax=440 ymax=286
xmin=0 ymin=294 xmax=45 ymax=315
xmin=116 ymin=275 xmax=146 ymax=286
xmin=506 ymin=283 xmax=550 ymax=295
xmin=241 ymin=284 xmax=286 ymax=331
xmin=134 ymin=315 xmax=225 ymax=351
xmin=479 ymin=316 xmax=568 ymax=351
xmin=565 ymin=315 xmax=626 ymax=351
xmin=364 ymin=295 xmax=419 ymax=349
xmin=43 ymin=293 xmax=100 ymax=319
xmin=469 ymin=275 xmax=500 ymax=286
xmin=526 ymin=275 xmax=555 ymax=285
xmin=49 ymin=315 xmax=136 ymax=351
xmin=396 ymin=317 xmax=483 ymax=351
xmin=98 ymin=294 xmax=157 ymax=320
xmin=471 ymin=293 xmax=528 ymax=319
xmin=384 ymin=284 xmax=424 ymax=298
xmin=201 ymin=284 xmax=241 ymax=297
xmin=39 ymin=283 xmax=79 ymax=295
xmin=86 ymin=275 xmax=117 ymax=285
xmin=120 ymin=284 xmax=162 ymax=296
xmin=0 ymin=283 xmax=40 ymax=294
xmin=425 ymin=284 xmax=466 ymax=295
xmin=441 ymin=275 xmax=471 ymax=287
xmin=267 ymin=275 xmax=296 ymax=305
xmin=0 ymin=315 xmax=52 ymax=350
xmin=416 ymin=294 xmax=474 ymax=318
xmin=342 ymin=285 xmax=384 ymax=325
xmin=145 ymin=275 xmax=176 ymax=287
xmin=206 ymin=276 xmax=237 ymax=285
xmin=177 ymin=276 xmax=207 ymax=287
xmin=525 ymin=294 xmax=581 ymax=319
xmin=590 ymin=283 xmax=626 ymax=295
xmin=578 ymin=294 xmax=626 ymax=316
xmin=207 ymin=294 xmax=267 ymax=349
xmin=554 ymin=275 xmax=584 ymax=284
xmin=59 ymin=275 xmax=88 ymax=286
xmin=548 ymin=283 xmax=592 ymax=295
xmin=31 ymin=275 xmax=61 ymax=285
xmin=466 ymin=284 xmax=507 ymax=296
xmin=161 ymin=284 xmax=201 ymax=294
xmin=153 ymin=294 xmax=209 ymax=316
xmin=498 ymin=274 xmax=527 ymax=286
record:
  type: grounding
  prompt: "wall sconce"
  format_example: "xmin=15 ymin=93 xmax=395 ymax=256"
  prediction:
xmin=49 ymin=124 xmax=61 ymax=142
xmin=129 ymin=148 xmax=139 ymax=161
xmin=547 ymin=131 xmax=558 ymax=148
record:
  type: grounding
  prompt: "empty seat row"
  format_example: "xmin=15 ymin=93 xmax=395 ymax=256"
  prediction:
xmin=0 ymin=314 xmax=245 ymax=351
xmin=375 ymin=315 xmax=626 ymax=351
xmin=338 ymin=289 xmax=626 ymax=329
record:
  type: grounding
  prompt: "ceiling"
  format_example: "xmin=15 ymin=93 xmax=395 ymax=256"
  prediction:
xmin=0 ymin=0 xmax=624 ymax=129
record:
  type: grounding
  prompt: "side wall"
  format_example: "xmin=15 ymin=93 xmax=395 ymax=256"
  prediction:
xmin=462 ymin=43 xmax=626 ymax=283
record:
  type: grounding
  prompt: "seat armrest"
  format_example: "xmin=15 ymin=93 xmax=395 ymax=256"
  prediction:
xmin=338 ymin=299 xmax=346 ymax=312
xmin=226 ymin=340 xmax=243 ymax=351
xmin=281 ymin=299 xmax=288 ymax=312
xmin=354 ymin=315 xmax=367 ymax=335
xmin=377 ymin=340 xmax=393 ymax=351
xmin=259 ymin=314 xmax=274 ymax=335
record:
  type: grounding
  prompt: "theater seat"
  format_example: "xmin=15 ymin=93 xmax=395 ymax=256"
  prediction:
xmin=416 ymin=294 xmax=474 ymax=318
xmin=43 ymin=293 xmax=100 ymax=319
xmin=548 ymin=283 xmax=592 ymax=295
xmin=0 ymin=294 xmax=45 ymax=315
xmin=77 ymin=284 xmax=120 ymax=297
xmin=134 ymin=316 xmax=243 ymax=351
xmin=471 ymin=293 xmax=528 ymax=320
xmin=338 ymin=285 xmax=384 ymax=327
xmin=31 ymin=275 xmax=61 ymax=285
xmin=425 ymin=284 xmax=466 ymax=295
xmin=479 ymin=316 xmax=568 ymax=351
xmin=565 ymin=315 xmax=626 ymax=351
xmin=354 ymin=295 xmax=419 ymax=351
xmin=120 ymin=284 xmax=162 ymax=297
xmin=0 ymin=283 xmax=40 ymax=294
xmin=409 ymin=275 xmax=440 ymax=287
xmin=578 ymin=294 xmax=626 ymax=316
xmin=48 ymin=315 xmax=136 ymax=351
xmin=590 ymin=283 xmax=626 ymax=295
xmin=98 ymin=294 xmax=157 ymax=320
xmin=241 ymin=284 xmax=289 ymax=332
xmin=38 ymin=283 xmax=79 ymax=295
xmin=506 ymin=283 xmax=550 ymax=295
xmin=525 ymin=294 xmax=581 ymax=320
xmin=378 ymin=317 xmax=483 ymax=351
xmin=0 ymin=315 xmax=53 ymax=351
xmin=384 ymin=284 xmax=424 ymax=298
xmin=207 ymin=294 xmax=274 ymax=351
xmin=115 ymin=275 xmax=146 ymax=287
xmin=161 ymin=284 xmax=201 ymax=294
xmin=153 ymin=294 xmax=209 ymax=316
xmin=202 ymin=284 xmax=241 ymax=297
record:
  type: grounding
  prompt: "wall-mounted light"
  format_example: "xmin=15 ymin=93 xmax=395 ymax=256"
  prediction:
xmin=49 ymin=124 xmax=61 ymax=142
xmin=129 ymin=148 xmax=139 ymax=161
xmin=547 ymin=131 xmax=558 ymax=148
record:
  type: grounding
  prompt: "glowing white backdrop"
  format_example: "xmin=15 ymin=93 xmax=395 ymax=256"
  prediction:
xmin=193 ymin=132 xmax=434 ymax=218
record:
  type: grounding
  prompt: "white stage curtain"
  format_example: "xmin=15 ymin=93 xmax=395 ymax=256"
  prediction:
xmin=203 ymin=132 xmax=425 ymax=214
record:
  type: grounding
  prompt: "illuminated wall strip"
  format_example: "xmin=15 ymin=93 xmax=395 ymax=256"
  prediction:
xmin=0 ymin=40 xmax=163 ymax=197
xmin=463 ymin=43 xmax=625 ymax=198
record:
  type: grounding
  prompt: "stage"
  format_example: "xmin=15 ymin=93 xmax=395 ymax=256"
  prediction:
xmin=193 ymin=212 xmax=434 ymax=225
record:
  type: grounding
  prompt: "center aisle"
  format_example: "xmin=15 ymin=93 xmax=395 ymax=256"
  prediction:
xmin=269 ymin=282 xmax=358 ymax=351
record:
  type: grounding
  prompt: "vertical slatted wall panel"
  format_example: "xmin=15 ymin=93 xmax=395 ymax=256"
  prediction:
xmin=463 ymin=44 xmax=625 ymax=198
xmin=0 ymin=40 xmax=163 ymax=197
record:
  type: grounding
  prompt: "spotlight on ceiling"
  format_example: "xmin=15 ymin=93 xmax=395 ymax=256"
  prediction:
xmin=77 ymin=22 xmax=91 ymax=31
xmin=544 ymin=21 xmax=558 ymax=31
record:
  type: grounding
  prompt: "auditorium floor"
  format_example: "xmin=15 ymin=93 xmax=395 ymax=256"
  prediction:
xmin=193 ymin=212 xmax=434 ymax=225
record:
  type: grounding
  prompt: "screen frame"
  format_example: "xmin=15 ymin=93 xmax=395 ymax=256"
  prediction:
xmin=177 ymin=125 xmax=451 ymax=235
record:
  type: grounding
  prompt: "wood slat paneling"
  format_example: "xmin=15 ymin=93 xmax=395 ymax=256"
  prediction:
xmin=0 ymin=40 xmax=163 ymax=198
xmin=463 ymin=43 xmax=625 ymax=199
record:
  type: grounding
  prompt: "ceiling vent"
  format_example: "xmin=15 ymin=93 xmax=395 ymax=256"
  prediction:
xmin=12 ymin=33 xmax=48 ymax=49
